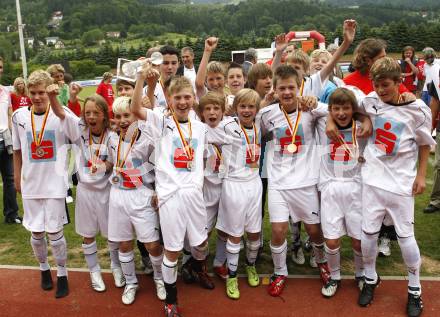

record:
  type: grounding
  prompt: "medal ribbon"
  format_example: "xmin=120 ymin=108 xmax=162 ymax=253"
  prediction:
xmin=299 ymin=79 xmax=305 ymax=96
xmin=116 ymin=129 xmax=139 ymax=171
xmin=337 ymin=120 xmax=357 ymax=158
xmin=89 ymin=129 xmax=106 ymax=168
xmin=240 ymin=123 xmax=258 ymax=162
xmin=213 ymin=144 xmax=222 ymax=161
xmin=281 ymin=106 xmax=302 ymax=148
xmin=31 ymin=106 xmax=50 ymax=147
xmin=172 ymin=115 xmax=193 ymax=161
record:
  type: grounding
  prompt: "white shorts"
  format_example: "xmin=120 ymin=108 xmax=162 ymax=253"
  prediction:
xmin=108 ymin=186 xmax=160 ymax=243
xmin=216 ymin=178 xmax=262 ymax=238
xmin=159 ymin=188 xmax=208 ymax=251
xmin=22 ymin=198 xmax=67 ymax=233
xmin=320 ymin=181 xmax=362 ymax=240
xmin=203 ymin=181 xmax=222 ymax=232
xmin=362 ymin=184 xmax=414 ymax=238
xmin=268 ymin=185 xmax=320 ymax=224
xmin=75 ymin=183 xmax=111 ymax=238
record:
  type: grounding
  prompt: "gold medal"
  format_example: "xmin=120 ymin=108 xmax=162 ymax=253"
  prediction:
xmin=187 ymin=161 xmax=192 ymax=171
xmin=91 ymin=165 xmax=98 ymax=174
xmin=240 ymin=123 xmax=259 ymax=164
xmin=35 ymin=146 xmax=45 ymax=158
xmin=358 ymin=156 xmax=366 ymax=163
xmin=111 ymin=174 xmax=120 ymax=184
xmin=89 ymin=129 xmax=106 ymax=173
xmin=287 ymin=143 xmax=297 ymax=153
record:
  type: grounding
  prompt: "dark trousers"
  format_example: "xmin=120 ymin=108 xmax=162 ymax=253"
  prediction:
xmin=0 ymin=141 xmax=19 ymax=220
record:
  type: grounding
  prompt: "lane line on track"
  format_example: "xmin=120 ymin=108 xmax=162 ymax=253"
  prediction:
xmin=1 ymin=264 xmax=439 ymax=281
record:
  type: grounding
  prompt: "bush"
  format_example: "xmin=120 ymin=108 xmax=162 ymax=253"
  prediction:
xmin=69 ymin=59 xmax=111 ymax=80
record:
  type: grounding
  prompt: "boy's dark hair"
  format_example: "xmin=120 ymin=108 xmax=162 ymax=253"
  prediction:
xmin=370 ymin=57 xmax=401 ymax=83
xmin=227 ymin=62 xmax=244 ymax=75
xmin=159 ymin=45 xmax=179 ymax=58
xmin=247 ymin=63 xmax=273 ymax=90
xmin=328 ymin=87 xmax=358 ymax=109
xmin=116 ymin=78 xmax=135 ymax=90
xmin=273 ymin=65 xmax=301 ymax=88
xmin=352 ymin=38 xmax=387 ymax=74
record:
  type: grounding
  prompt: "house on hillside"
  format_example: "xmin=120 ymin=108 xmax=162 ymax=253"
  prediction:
xmin=45 ymin=37 xmax=59 ymax=46
xmin=48 ymin=11 xmax=63 ymax=29
xmin=55 ymin=40 xmax=65 ymax=49
xmin=26 ymin=37 xmax=35 ymax=47
xmin=52 ymin=11 xmax=63 ymax=21
xmin=106 ymin=32 xmax=121 ymax=38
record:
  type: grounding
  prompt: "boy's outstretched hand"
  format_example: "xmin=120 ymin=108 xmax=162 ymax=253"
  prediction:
xmin=274 ymin=33 xmax=288 ymax=53
xmin=343 ymin=19 xmax=357 ymax=44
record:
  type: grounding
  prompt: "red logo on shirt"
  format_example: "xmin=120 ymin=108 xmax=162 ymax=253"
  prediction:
xmin=375 ymin=121 xmax=396 ymax=155
xmin=120 ymin=161 xmax=143 ymax=188
xmin=31 ymin=140 xmax=54 ymax=160
xmin=173 ymin=147 xmax=194 ymax=169
xmin=330 ymin=136 xmax=352 ymax=162
xmin=279 ymin=128 xmax=302 ymax=154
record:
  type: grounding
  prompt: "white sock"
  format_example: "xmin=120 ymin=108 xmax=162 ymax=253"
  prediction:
xmin=162 ymin=255 xmax=178 ymax=284
xmin=270 ymin=240 xmax=288 ymax=276
xmin=107 ymin=241 xmax=120 ymax=269
xmin=353 ymin=248 xmax=364 ymax=278
xmin=82 ymin=241 xmax=100 ymax=273
xmin=226 ymin=239 xmax=241 ymax=275
xmin=213 ymin=234 xmax=227 ymax=267
xmin=311 ymin=242 xmax=326 ymax=264
xmin=397 ymin=236 xmax=422 ymax=292
xmin=48 ymin=232 xmax=67 ymax=277
xmin=361 ymin=231 xmax=379 ymax=283
xmin=324 ymin=244 xmax=341 ymax=280
xmin=149 ymin=253 xmax=164 ymax=281
xmin=31 ymin=232 xmax=50 ymax=271
xmin=119 ymin=250 xmax=137 ymax=285
xmin=246 ymin=239 xmax=260 ymax=265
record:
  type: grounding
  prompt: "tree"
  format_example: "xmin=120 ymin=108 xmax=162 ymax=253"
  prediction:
xmin=81 ymin=29 xmax=104 ymax=46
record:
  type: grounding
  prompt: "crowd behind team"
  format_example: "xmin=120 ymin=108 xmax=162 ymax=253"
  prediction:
xmin=1 ymin=19 xmax=440 ymax=317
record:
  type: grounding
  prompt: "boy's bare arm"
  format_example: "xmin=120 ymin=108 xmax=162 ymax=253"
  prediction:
xmin=47 ymin=84 xmax=66 ymax=120
xmin=271 ymin=33 xmax=288 ymax=72
xmin=131 ymin=64 xmax=157 ymax=121
xmin=413 ymin=145 xmax=430 ymax=195
xmin=13 ymin=150 xmax=22 ymax=193
xmin=195 ymin=37 xmax=218 ymax=99
xmin=320 ymin=20 xmax=356 ymax=83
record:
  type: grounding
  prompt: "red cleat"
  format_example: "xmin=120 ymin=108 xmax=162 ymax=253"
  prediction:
xmin=213 ymin=264 xmax=228 ymax=280
xmin=318 ymin=262 xmax=331 ymax=285
xmin=267 ymin=274 xmax=286 ymax=297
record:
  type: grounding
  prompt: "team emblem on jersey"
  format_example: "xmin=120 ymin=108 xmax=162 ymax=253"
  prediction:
xmin=328 ymin=131 xmax=356 ymax=165
xmin=27 ymin=131 xmax=56 ymax=162
xmin=373 ymin=117 xmax=404 ymax=156
xmin=171 ymin=137 xmax=198 ymax=172
xmin=276 ymin=124 xmax=304 ymax=155
xmin=115 ymin=158 xmax=144 ymax=189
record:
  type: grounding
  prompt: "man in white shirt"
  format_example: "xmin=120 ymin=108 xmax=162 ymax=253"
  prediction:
xmin=177 ymin=47 xmax=198 ymax=91
xmin=0 ymin=56 xmax=20 ymax=224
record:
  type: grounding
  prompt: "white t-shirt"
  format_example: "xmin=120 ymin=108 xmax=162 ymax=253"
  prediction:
xmin=206 ymin=117 xmax=261 ymax=182
xmin=259 ymin=102 xmax=327 ymax=190
xmin=318 ymin=122 xmax=365 ymax=187
xmin=184 ymin=66 xmax=197 ymax=91
xmin=302 ymin=71 xmax=328 ymax=98
xmin=359 ymin=92 xmax=435 ymax=196
xmin=423 ymin=62 xmax=440 ymax=98
xmin=60 ymin=111 xmax=115 ymax=190
xmin=0 ymin=85 xmax=11 ymax=136
xmin=12 ymin=106 xmax=69 ymax=199
xmin=143 ymin=109 xmax=206 ymax=202
xmin=204 ymin=143 xmax=223 ymax=186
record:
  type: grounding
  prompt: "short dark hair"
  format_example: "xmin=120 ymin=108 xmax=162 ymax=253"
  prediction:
xmin=181 ymin=47 xmax=194 ymax=55
xmin=227 ymin=62 xmax=244 ymax=76
xmin=329 ymin=87 xmax=358 ymax=109
xmin=273 ymin=65 xmax=301 ymax=88
xmin=247 ymin=63 xmax=272 ymax=90
xmin=160 ymin=45 xmax=179 ymax=58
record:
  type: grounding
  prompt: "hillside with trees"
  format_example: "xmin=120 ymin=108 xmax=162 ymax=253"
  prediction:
xmin=0 ymin=0 xmax=439 ymax=83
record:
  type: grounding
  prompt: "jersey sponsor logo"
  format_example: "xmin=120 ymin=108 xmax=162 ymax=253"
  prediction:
xmin=275 ymin=123 xmax=304 ymax=155
xmin=373 ymin=117 xmax=404 ymax=156
xmin=26 ymin=130 xmax=56 ymax=162
xmin=240 ymin=133 xmax=260 ymax=168
xmin=171 ymin=137 xmax=199 ymax=171
xmin=118 ymin=158 xmax=144 ymax=189
xmin=328 ymin=130 xmax=356 ymax=165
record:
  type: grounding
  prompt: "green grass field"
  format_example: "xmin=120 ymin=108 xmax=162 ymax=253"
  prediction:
xmin=1 ymin=153 xmax=440 ymax=277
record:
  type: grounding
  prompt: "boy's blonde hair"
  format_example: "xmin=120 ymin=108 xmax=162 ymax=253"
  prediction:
xmin=82 ymin=94 xmax=110 ymax=129
xmin=286 ymin=50 xmax=310 ymax=73
xmin=168 ymin=76 xmax=194 ymax=96
xmin=197 ymin=92 xmax=226 ymax=120
xmin=13 ymin=77 xmax=28 ymax=95
xmin=310 ymin=49 xmax=332 ymax=61
xmin=46 ymin=64 xmax=65 ymax=76
xmin=102 ymin=72 xmax=113 ymax=81
xmin=27 ymin=70 xmax=53 ymax=88
xmin=112 ymin=96 xmax=132 ymax=114
xmin=370 ymin=57 xmax=401 ymax=83
xmin=233 ymin=88 xmax=261 ymax=112
xmin=328 ymin=87 xmax=358 ymax=110
xmin=207 ymin=61 xmax=226 ymax=77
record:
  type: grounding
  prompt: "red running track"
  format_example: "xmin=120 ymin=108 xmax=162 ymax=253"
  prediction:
xmin=0 ymin=268 xmax=438 ymax=317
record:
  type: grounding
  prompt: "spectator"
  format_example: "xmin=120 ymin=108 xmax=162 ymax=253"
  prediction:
xmin=96 ymin=72 xmax=115 ymax=118
xmin=0 ymin=57 xmax=20 ymax=224
xmin=242 ymin=48 xmax=257 ymax=78
xmin=398 ymin=46 xmax=419 ymax=94
xmin=421 ymin=47 xmax=439 ymax=107
xmin=177 ymin=47 xmax=198 ymax=90
xmin=47 ymin=64 xmax=69 ymax=106
xmin=10 ymin=77 xmax=31 ymax=112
